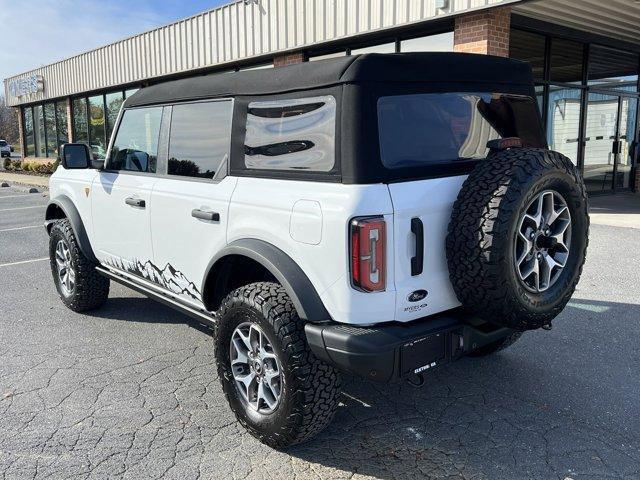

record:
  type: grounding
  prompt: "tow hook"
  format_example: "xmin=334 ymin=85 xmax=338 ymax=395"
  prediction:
xmin=407 ymin=373 xmax=425 ymax=388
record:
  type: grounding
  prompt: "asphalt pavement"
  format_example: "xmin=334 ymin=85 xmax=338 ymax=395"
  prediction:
xmin=1 ymin=185 xmax=639 ymax=480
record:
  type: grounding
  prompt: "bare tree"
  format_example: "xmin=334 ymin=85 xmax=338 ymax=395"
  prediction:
xmin=0 ymin=96 xmax=19 ymax=146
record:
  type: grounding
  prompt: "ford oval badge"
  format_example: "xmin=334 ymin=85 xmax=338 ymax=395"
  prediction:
xmin=407 ymin=290 xmax=428 ymax=302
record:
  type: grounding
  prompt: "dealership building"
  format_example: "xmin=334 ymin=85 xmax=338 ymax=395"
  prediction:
xmin=4 ymin=0 xmax=640 ymax=195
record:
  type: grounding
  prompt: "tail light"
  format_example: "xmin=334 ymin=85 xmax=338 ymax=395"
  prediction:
xmin=350 ymin=216 xmax=386 ymax=292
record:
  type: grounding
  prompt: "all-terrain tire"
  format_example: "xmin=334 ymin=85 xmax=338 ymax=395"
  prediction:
xmin=49 ymin=219 xmax=110 ymax=312
xmin=214 ymin=282 xmax=341 ymax=449
xmin=446 ymin=148 xmax=589 ymax=330
xmin=469 ymin=331 xmax=523 ymax=357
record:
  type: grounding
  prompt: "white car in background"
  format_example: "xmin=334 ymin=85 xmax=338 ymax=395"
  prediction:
xmin=0 ymin=140 xmax=11 ymax=158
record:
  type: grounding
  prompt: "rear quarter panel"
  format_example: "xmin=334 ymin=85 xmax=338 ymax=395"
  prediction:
xmin=228 ymin=177 xmax=396 ymax=325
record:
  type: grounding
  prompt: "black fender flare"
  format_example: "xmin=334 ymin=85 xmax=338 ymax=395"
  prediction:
xmin=45 ymin=195 xmax=98 ymax=263
xmin=203 ymin=239 xmax=331 ymax=322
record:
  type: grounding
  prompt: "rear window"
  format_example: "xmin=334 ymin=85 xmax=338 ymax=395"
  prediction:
xmin=377 ymin=93 xmax=545 ymax=169
xmin=244 ymin=96 xmax=336 ymax=172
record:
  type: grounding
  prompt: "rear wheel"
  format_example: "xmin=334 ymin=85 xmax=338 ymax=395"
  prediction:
xmin=214 ymin=282 xmax=340 ymax=449
xmin=49 ymin=219 xmax=110 ymax=312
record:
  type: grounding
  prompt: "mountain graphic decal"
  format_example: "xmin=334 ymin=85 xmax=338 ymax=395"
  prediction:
xmin=104 ymin=257 xmax=202 ymax=302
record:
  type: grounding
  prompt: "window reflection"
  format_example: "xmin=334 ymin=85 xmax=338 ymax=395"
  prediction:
xmin=168 ymin=101 xmax=233 ymax=179
xmin=109 ymin=107 xmax=162 ymax=172
xmin=33 ymin=105 xmax=45 ymax=157
xmin=88 ymin=95 xmax=106 ymax=160
xmin=588 ymin=45 xmax=639 ymax=92
xmin=56 ymin=101 xmax=69 ymax=148
xmin=23 ymin=108 xmax=35 ymax=157
xmin=245 ymin=96 xmax=336 ymax=172
xmin=43 ymin=103 xmax=57 ymax=158
xmin=547 ymin=87 xmax=582 ymax=164
xmin=351 ymin=42 xmax=396 ymax=55
xmin=400 ymin=32 xmax=454 ymax=53
xmin=105 ymin=92 xmax=124 ymax=143
xmin=510 ymin=29 xmax=546 ymax=80
xmin=550 ymin=38 xmax=584 ymax=84
xmin=73 ymin=98 xmax=89 ymax=146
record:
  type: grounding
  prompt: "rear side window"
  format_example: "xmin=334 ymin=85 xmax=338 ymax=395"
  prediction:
xmin=109 ymin=107 xmax=162 ymax=172
xmin=377 ymin=93 xmax=545 ymax=169
xmin=244 ymin=96 xmax=336 ymax=172
xmin=168 ymin=100 xmax=233 ymax=179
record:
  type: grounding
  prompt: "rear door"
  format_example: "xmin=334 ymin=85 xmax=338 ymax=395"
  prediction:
xmin=378 ymin=91 xmax=545 ymax=321
xmin=91 ymin=105 xmax=163 ymax=271
xmin=148 ymin=99 xmax=235 ymax=307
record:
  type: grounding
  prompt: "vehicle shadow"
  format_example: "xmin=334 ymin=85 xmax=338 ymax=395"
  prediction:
xmin=89 ymin=296 xmax=212 ymax=334
xmin=286 ymin=298 xmax=640 ymax=479
xmin=90 ymin=295 xmax=640 ymax=478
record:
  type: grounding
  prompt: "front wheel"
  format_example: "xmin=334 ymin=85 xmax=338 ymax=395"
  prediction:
xmin=214 ymin=282 xmax=341 ymax=449
xmin=49 ymin=219 xmax=110 ymax=312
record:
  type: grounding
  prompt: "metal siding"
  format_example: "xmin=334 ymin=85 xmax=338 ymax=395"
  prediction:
xmin=5 ymin=0 xmax=519 ymax=106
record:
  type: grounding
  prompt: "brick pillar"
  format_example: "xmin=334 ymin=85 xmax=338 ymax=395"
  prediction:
xmin=273 ymin=52 xmax=306 ymax=67
xmin=453 ymin=6 xmax=511 ymax=57
xmin=66 ymin=97 xmax=74 ymax=143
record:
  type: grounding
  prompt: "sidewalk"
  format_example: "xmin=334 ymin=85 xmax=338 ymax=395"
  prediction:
xmin=0 ymin=171 xmax=49 ymax=189
xmin=589 ymin=192 xmax=640 ymax=230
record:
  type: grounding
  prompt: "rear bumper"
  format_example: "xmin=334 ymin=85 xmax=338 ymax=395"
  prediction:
xmin=305 ymin=313 xmax=514 ymax=382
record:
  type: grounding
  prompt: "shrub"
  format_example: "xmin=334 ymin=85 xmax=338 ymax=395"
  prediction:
xmin=11 ymin=159 xmax=21 ymax=170
xmin=2 ymin=157 xmax=11 ymax=170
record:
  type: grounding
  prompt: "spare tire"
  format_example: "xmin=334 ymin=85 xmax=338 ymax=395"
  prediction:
xmin=446 ymin=148 xmax=589 ymax=331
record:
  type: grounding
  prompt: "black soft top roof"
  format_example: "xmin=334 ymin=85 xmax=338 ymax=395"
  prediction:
xmin=125 ymin=52 xmax=534 ymax=107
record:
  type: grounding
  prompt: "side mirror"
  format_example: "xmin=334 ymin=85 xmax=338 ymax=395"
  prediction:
xmin=61 ymin=143 xmax=91 ymax=169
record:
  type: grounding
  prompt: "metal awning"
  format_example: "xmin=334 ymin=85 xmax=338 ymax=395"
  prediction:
xmin=514 ymin=0 xmax=640 ymax=46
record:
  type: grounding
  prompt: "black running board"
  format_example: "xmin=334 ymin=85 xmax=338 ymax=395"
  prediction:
xmin=96 ymin=266 xmax=217 ymax=329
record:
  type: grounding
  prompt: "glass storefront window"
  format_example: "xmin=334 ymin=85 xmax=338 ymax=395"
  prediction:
xmin=550 ymin=38 xmax=584 ymax=84
xmin=105 ymin=92 xmax=124 ymax=143
xmin=547 ymin=86 xmax=582 ymax=164
xmin=588 ymin=45 xmax=639 ymax=92
xmin=535 ymin=85 xmax=545 ymax=119
xmin=583 ymin=92 xmax=619 ymax=193
xmin=44 ymin=103 xmax=57 ymax=158
xmin=73 ymin=98 xmax=89 ymax=145
xmin=510 ymin=29 xmax=546 ymax=81
xmin=23 ymin=108 xmax=35 ymax=157
xmin=618 ymin=97 xmax=638 ymax=189
xmin=88 ymin=95 xmax=107 ymax=160
xmin=351 ymin=42 xmax=396 ymax=55
xmin=309 ymin=51 xmax=347 ymax=61
xmin=124 ymin=88 xmax=139 ymax=98
xmin=400 ymin=32 xmax=454 ymax=52
xmin=56 ymin=101 xmax=69 ymax=147
xmin=33 ymin=105 xmax=46 ymax=157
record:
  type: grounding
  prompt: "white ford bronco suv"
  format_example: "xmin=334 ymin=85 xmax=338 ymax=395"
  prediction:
xmin=46 ymin=53 xmax=589 ymax=448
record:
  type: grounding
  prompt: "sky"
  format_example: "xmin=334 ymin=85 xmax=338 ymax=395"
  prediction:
xmin=0 ymin=0 xmax=228 ymax=83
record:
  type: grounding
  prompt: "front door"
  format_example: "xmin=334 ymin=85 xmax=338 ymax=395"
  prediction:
xmin=91 ymin=105 xmax=164 ymax=273
xmin=583 ymin=93 xmax=638 ymax=193
xmin=148 ymin=99 xmax=235 ymax=308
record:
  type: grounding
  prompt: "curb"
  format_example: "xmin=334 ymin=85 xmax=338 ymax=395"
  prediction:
xmin=0 ymin=173 xmax=50 ymax=192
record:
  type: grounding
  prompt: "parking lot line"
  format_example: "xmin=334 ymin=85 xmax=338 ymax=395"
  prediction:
xmin=0 ymin=225 xmax=41 ymax=233
xmin=0 ymin=257 xmax=48 ymax=268
xmin=0 ymin=205 xmax=46 ymax=212
xmin=0 ymin=195 xmax=30 ymax=200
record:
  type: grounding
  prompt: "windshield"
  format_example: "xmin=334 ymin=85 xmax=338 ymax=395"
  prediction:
xmin=377 ymin=92 xmax=545 ymax=169
xmin=0 ymin=141 xmax=7 ymax=147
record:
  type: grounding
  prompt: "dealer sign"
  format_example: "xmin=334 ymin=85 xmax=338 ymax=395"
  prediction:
xmin=8 ymin=75 xmax=44 ymax=98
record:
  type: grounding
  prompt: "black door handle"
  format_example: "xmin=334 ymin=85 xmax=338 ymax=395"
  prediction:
xmin=125 ymin=197 xmax=145 ymax=208
xmin=191 ymin=209 xmax=220 ymax=221
xmin=411 ymin=217 xmax=424 ymax=276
